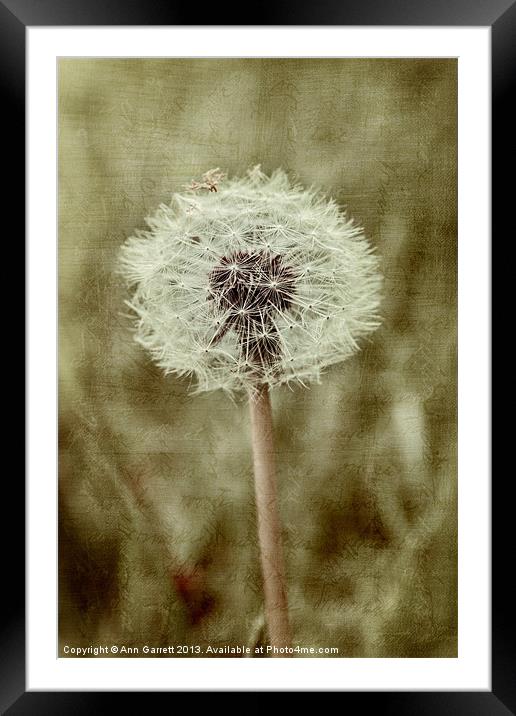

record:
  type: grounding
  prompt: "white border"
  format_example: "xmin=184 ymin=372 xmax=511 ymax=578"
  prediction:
xmin=27 ymin=27 xmax=490 ymax=691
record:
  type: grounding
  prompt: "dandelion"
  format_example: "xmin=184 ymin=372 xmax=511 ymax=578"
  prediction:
xmin=119 ymin=166 xmax=382 ymax=654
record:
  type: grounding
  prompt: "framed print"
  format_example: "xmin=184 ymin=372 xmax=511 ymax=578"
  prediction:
xmin=8 ymin=0 xmax=507 ymax=710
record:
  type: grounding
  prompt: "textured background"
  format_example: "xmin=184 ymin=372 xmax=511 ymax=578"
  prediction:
xmin=58 ymin=58 xmax=457 ymax=657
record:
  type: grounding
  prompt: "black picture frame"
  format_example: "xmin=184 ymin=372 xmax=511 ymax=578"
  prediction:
xmin=7 ymin=0 xmax=505 ymax=710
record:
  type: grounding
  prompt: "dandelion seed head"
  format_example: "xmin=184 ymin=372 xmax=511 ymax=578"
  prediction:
xmin=119 ymin=166 xmax=382 ymax=395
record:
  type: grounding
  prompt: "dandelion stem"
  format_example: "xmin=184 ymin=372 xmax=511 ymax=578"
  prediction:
xmin=249 ymin=384 xmax=292 ymax=655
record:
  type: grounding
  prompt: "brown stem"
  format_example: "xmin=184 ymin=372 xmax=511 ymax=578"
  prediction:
xmin=249 ymin=384 xmax=292 ymax=656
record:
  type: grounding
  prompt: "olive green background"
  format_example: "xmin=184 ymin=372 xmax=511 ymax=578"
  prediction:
xmin=59 ymin=58 xmax=457 ymax=657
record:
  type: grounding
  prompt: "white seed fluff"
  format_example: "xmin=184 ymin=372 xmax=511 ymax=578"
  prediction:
xmin=119 ymin=166 xmax=382 ymax=395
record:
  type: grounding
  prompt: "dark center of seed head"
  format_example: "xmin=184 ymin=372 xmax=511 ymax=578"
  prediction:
xmin=208 ymin=251 xmax=296 ymax=370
